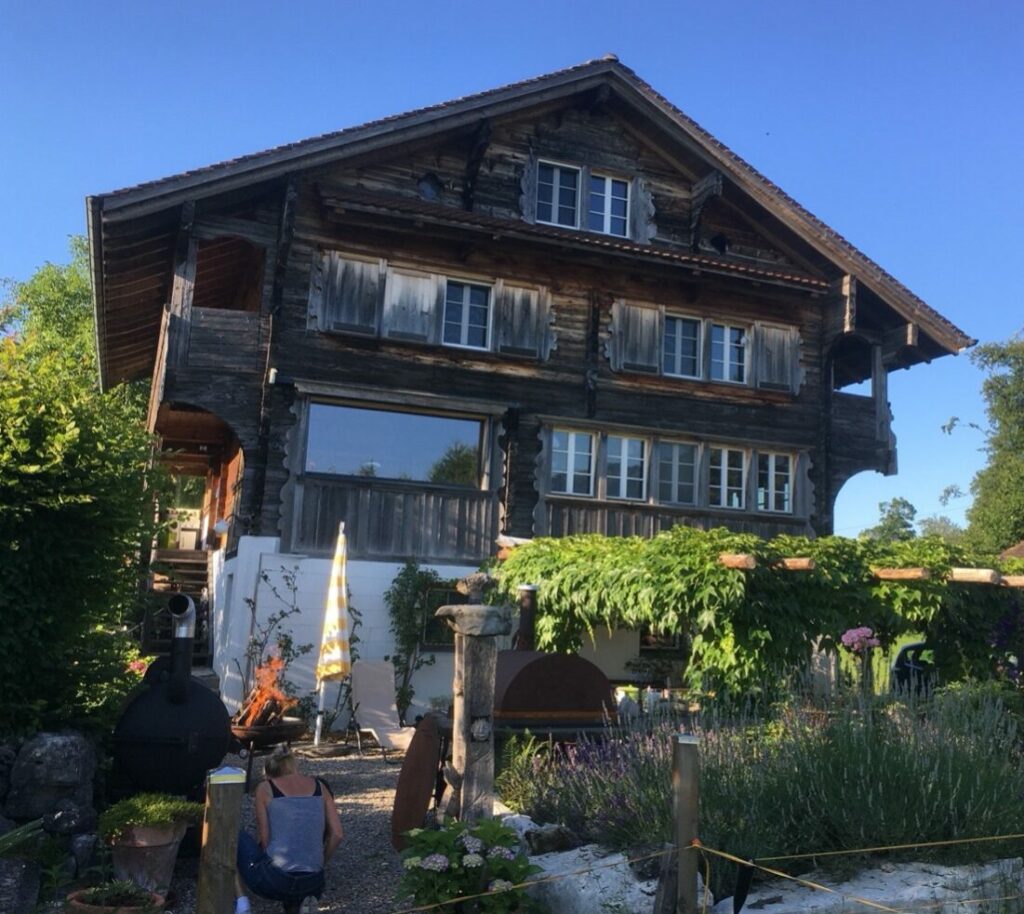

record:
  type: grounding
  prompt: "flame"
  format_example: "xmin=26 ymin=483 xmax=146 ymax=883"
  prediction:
xmin=237 ymin=656 xmax=297 ymax=726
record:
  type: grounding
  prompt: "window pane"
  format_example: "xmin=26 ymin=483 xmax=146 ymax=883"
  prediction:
xmin=710 ymin=325 xmax=725 ymax=380
xmin=306 ymin=404 xmax=481 ymax=485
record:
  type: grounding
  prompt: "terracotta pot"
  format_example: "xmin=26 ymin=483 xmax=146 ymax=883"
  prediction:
xmin=110 ymin=822 xmax=187 ymax=894
xmin=65 ymin=887 xmax=165 ymax=913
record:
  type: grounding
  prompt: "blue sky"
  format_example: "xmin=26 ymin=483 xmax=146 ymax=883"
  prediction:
xmin=2 ymin=0 xmax=1021 ymax=536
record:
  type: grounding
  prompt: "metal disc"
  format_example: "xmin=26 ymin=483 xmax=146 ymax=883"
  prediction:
xmin=390 ymin=715 xmax=441 ymax=851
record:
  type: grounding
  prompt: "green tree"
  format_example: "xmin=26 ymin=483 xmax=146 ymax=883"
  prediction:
xmin=427 ymin=442 xmax=478 ymax=486
xmin=965 ymin=336 xmax=1024 ymax=554
xmin=860 ymin=497 xmax=917 ymax=542
xmin=0 ymin=240 xmax=160 ymax=735
xmin=918 ymin=515 xmax=965 ymax=544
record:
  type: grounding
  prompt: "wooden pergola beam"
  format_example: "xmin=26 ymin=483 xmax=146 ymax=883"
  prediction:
xmin=872 ymin=567 xmax=930 ymax=581
xmin=948 ymin=567 xmax=1002 ymax=585
xmin=718 ymin=553 xmax=757 ymax=570
xmin=1002 ymin=575 xmax=1024 ymax=588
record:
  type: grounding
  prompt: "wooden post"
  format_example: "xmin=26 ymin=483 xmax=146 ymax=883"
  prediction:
xmin=436 ymin=600 xmax=512 ymax=824
xmin=673 ymin=734 xmax=700 ymax=914
xmin=196 ymin=766 xmax=246 ymax=914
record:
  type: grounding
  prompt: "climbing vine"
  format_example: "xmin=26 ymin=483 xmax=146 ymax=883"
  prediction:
xmin=492 ymin=527 xmax=1021 ymax=693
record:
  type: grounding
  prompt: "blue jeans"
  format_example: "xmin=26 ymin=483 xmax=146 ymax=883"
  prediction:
xmin=237 ymin=831 xmax=325 ymax=904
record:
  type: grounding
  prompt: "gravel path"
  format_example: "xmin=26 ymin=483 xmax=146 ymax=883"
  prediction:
xmin=166 ymin=743 xmax=406 ymax=914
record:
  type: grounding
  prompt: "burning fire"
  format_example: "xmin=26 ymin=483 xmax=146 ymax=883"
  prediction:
xmin=236 ymin=656 xmax=298 ymax=726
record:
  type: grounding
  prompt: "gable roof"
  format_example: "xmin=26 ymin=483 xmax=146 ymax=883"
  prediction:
xmin=89 ymin=55 xmax=973 ymax=388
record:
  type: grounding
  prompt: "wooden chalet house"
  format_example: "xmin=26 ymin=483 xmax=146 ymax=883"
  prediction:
xmin=88 ymin=57 xmax=972 ymax=702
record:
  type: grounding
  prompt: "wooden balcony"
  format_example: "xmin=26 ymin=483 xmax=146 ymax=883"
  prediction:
xmin=831 ymin=391 xmax=887 ymax=449
xmin=185 ymin=309 xmax=268 ymax=373
xmin=293 ymin=475 xmax=500 ymax=562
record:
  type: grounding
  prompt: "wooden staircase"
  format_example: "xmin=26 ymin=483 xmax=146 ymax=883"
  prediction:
xmin=144 ymin=548 xmax=213 ymax=667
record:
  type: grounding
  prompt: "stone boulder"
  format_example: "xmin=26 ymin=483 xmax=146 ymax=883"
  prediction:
xmin=0 ymin=744 xmax=18 ymax=803
xmin=4 ymin=732 xmax=95 ymax=820
xmin=42 ymin=798 xmax=97 ymax=836
xmin=710 ymin=857 xmax=1024 ymax=914
xmin=526 ymin=844 xmax=660 ymax=914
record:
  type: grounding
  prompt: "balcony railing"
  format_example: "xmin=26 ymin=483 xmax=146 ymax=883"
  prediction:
xmin=294 ymin=475 xmax=500 ymax=562
xmin=186 ymin=309 xmax=267 ymax=372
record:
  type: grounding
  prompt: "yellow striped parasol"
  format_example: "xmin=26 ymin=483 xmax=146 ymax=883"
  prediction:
xmin=314 ymin=522 xmax=351 ymax=744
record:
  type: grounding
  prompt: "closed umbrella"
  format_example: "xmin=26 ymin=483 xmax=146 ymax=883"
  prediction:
xmin=314 ymin=522 xmax=352 ymax=746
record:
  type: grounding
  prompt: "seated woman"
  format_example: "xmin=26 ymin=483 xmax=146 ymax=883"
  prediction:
xmin=235 ymin=746 xmax=344 ymax=914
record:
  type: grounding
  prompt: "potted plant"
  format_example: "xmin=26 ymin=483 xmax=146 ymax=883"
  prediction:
xmin=66 ymin=879 xmax=164 ymax=913
xmin=98 ymin=793 xmax=203 ymax=893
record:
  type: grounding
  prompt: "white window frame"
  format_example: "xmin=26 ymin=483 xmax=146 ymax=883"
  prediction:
xmin=550 ymin=429 xmax=595 ymax=496
xmin=756 ymin=451 xmax=794 ymax=514
xmin=710 ymin=322 xmax=748 ymax=384
xmin=656 ymin=440 xmax=699 ymax=506
xmin=587 ymin=172 xmax=630 ymax=238
xmin=442 ymin=278 xmax=492 ymax=351
xmin=606 ymin=435 xmax=647 ymax=501
xmin=536 ymin=161 xmax=581 ymax=229
xmin=708 ymin=446 xmax=747 ymax=510
xmin=663 ymin=314 xmax=703 ymax=379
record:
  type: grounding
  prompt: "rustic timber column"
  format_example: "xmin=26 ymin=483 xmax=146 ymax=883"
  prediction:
xmin=436 ymin=574 xmax=512 ymax=824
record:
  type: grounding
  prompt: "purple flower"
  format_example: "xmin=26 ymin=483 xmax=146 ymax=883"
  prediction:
xmin=460 ymin=834 xmax=484 ymax=853
xmin=487 ymin=845 xmax=516 ymax=860
xmin=841 ymin=626 xmax=880 ymax=653
xmin=418 ymin=853 xmax=450 ymax=872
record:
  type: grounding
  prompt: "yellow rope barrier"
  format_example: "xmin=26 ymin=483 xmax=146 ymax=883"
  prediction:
xmin=699 ymin=842 xmax=905 ymax=913
xmin=757 ymin=831 xmax=1024 ymax=863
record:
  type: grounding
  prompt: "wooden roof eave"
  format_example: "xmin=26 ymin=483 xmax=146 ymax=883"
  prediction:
xmin=86 ymin=194 xmax=113 ymax=391
xmin=319 ymin=194 xmax=830 ymax=295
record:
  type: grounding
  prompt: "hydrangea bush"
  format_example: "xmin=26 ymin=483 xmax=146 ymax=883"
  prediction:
xmin=398 ymin=818 xmax=541 ymax=912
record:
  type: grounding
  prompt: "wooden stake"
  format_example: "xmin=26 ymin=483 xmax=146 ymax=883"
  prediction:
xmin=673 ymin=734 xmax=700 ymax=914
xmin=196 ymin=766 xmax=246 ymax=914
xmin=948 ymin=568 xmax=1001 ymax=585
xmin=872 ymin=567 xmax=930 ymax=581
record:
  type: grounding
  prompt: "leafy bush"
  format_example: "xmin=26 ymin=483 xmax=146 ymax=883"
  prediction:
xmin=498 ymin=687 xmax=1024 ymax=898
xmin=0 ymin=241 xmax=162 ymax=735
xmin=493 ymin=528 xmax=1020 ymax=694
xmin=75 ymin=879 xmax=159 ymax=908
xmin=98 ymin=793 xmax=204 ymax=842
xmin=398 ymin=818 xmax=541 ymax=913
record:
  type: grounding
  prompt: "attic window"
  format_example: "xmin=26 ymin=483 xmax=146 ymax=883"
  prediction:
xmin=536 ymin=161 xmax=630 ymax=238
xmin=417 ymin=172 xmax=444 ymax=201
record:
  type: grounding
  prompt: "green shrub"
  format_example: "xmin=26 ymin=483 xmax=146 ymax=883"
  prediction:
xmin=398 ymin=818 xmax=542 ymax=913
xmin=76 ymin=879 xmax=159 ymax=908
xmin=98 ymin=793 xmax=204 ymax=842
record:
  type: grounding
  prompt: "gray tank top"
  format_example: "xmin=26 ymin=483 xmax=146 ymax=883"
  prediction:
xmin=265 ymin=778 xmax=326 ymax=873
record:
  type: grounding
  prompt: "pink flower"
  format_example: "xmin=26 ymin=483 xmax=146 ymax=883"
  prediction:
xmin=127 ymin=659 xmax=148 ymax=676
xmin=841 ymin=627 xmax=879 ymax=653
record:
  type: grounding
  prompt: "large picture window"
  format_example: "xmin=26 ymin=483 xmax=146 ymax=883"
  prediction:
xmin=305 ymin=403 xmax=482 ymax=486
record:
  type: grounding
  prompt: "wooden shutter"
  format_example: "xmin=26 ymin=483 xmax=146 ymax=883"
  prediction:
xmin=495 ymin=283 xmax=552 ymax=358
xmin=754 ymin=323 xmax=801 ymax=391
xmin=610 ymin=301 xmax=661 ymax=373
xmin=382 ymin=269 xmax=442 ymax=343
xmin=318 ymin=253 xmax=383 ymax=335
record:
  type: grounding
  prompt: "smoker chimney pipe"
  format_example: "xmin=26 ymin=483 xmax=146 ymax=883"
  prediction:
xmin=167 ymin=593 xmax=196 ymax=704
xmin=515 ymin=585 xmax=538 ymax=651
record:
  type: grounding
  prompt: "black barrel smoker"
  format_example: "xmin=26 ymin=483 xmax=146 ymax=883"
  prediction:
xmin=113 ymin=594 xmax=231 ymax=796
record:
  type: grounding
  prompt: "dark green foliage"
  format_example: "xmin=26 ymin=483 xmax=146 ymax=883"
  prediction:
xmin=98 ymin=792 xmax=204 ymax=841
xmin=860 ymin=497 xmax=917 ymax=542
xmin=493 ymin=528 xmax=1020 ymax=693
xmin=427 ymin=441 xmax=479 ymax=486
xmin=965 ymin=336 xmax=1024 ymax=553
xmin=384 ymin=562 xmax=441 ymax=719
xmin=0 ymin=241 xmax=162 ymax=735
xmin=76 ymin=879 xmax=158 ymax=908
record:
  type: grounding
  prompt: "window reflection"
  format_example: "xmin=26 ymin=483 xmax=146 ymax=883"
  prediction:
xmin=305 ymin=403 xmax=482 ymax=486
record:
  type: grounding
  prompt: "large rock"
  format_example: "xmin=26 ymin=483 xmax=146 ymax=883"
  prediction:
xmin=710 ymin=857 xmax=1024 ymax=914
xmin=42 ymin=798 xmax=97 ymax=836
xmin=4 ymin=732 xmax=95 ymax=819
xmin=0 ymin=857 xmax=40 ymax=914
xmin=526 ymin=844 xmax=660 ymax=914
